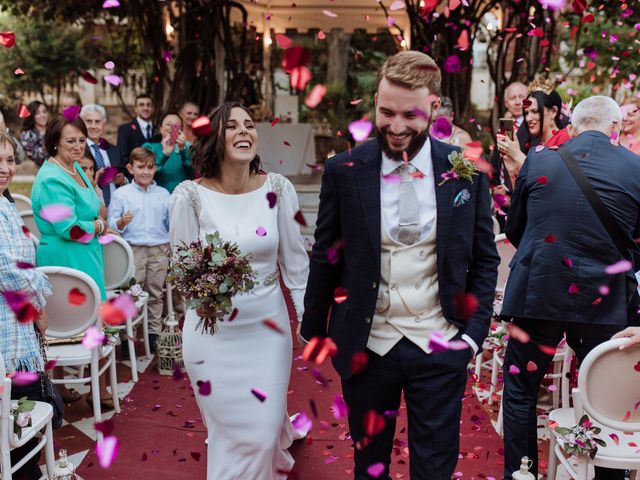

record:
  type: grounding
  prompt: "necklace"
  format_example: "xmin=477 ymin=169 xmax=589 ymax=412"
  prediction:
xmin=50 ymin=157 xmax=77 ymax=176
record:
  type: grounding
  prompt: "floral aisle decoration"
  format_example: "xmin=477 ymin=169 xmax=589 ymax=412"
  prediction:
xmin=11 ymin=396 xmax=35 ymax=439
xmin=167 ymin=232 xmax=257 ymax=335
xmin=553 ymin=414 xmax=606 ymax=459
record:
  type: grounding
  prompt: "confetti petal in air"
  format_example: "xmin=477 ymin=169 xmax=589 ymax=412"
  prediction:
xmin=443 ymin=55 xmax=462 ymax=73
xmin=2 ymin=291 xmax=39 ymax=324
xmin=304 ymin=84 xmax=327 ymax=109
xmin=332 ymin=395 xmax=349 ymax=419
xmin=16 ymin=261 xmax=34 ymax=269
xmin=256 ymin=226 xmax=267 ymax=237
xmin=63 ymin=105 xmax=81 ymax=122
xmin=389 ymin=0 xmax=406 ymax=10
xmin=82 ymin=326 xmax=106 ymax=349
xmin=0 ymin=32 xmax=15 ymax=48
xmin=333 ymin=287 xmax=348 ymax=304
xmin=367 ymin=463 xmax=386 ymax=478
xmin=507 ymin=323 xmax=531 ymax=343
xmin=98 ymin=167 xmax=119 ymax=188
xmin=275 ymin=34 xmax=293 ymax=49
xmin=322 ymin=9 xmax=338 ymax=17
xmin=197 ymin=380 xmax=212 ymax=396
xmin=17 ymin=104 xmax=29 ymax=118
xmin=302 ymin=336 xmax=338 ymax=365
xmin=294 ymin=210 xmax=307 ymax=226
xmin=348 ymin=120 xmax=373 ymax=142
xmin=289 ymin=66 xmax=313 ymax=91
xmin=317 ymin=31 xmax=326 ymax=40
xmin=537 ymin=176 xmax=549 ymax=184
xmin=598 ymin=285 xmax=610 ymax=295
xmin=509 ymin=365 xmax=520 ymax=375
xmin=432 ymin=117 xmax=453 ymax=139
xmin=605 ymin=260 xmax=632 ymax=275
xmin=456 ymin=30 xmax=469 ymax=51
xmin=282 ymin=46 xmax=311 ymax=71
xmin=11 ymin=371 xmax=39 ymax=386
xmin=96 ymin=435 xmax=120 ymax=468
xmin=568 ymin=283 xmax=580 ymax=295
xmin=14 ymin=68 xmax=24 ymax=75
xmin=112 ymin=292 xmax=138 ymax=320
xmin=251 ymin=387 xmax=267 ymax=402
xmin=99 ymin=302 xmax=126 ymax=326
xmin=562 ymin=257 xmax=573 ymax=268
xmin=98 ymin=234 xmax=117 ymax=245
xmin=544 ymin=234 xmax=556 ymax=243
xmin=453 ymin=292 xmax=478 ymax=321
xmin=428 ymin=331 xmax=450 ymax=353
xmin=104 ymin=74 xmax=122 ymax=87
xmin=81 ymin=71 xmax=98 ymax=84
xmin=539 ymin=0 xmax=565 ymax=10
xmin=351 ymin=351 xmax=368 ymax=375
xmin=104 ymin=61 xmax=115 ymax=69
xmin=526 ymin=361 xmax=538 ymax=372
xmin=262 ymin=318 xmax=284 ymax=334
xmin=192 ymin=116 xmax=213 ymax=136
xmin=94 ymin=418 xmax=115 ymax=436
xmin=39 ymin=204 xmax=72 ymax=223
xmin=292 ymin=412 xmax=312 ymax=433
xmin=363 ymin=410 xmax=386 ymax=436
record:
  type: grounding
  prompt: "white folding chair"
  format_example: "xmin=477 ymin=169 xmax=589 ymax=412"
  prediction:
xmin=11 ymin=194 xmax=32 ymax=213
xmin=19 ymin=210 xmax=40 ymax=240
xmin=103 ymin=235 xmax=150 ymax=382
xmin=0 ymin=354 xmax=56 ymax=480
xmin=548 ymin=338 xmax=640 ymax=480
xmin=39 ymin=266 xmax=120 ymax=438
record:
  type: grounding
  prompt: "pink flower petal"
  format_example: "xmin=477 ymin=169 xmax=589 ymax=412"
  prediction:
xmin=304 ymin=84 xmax=327 ymax=109
xmin=526 ymin=361 xmax=538 ymax=372
xmin=539 ymin=0 xmax=565 ymax=10
xmin=432 ymin=117 xmax=453 ymax=139
xmin=251 ymin=387 xmax=267 ymax=402
xmin=322 ymin=9 xmax=338 ymax=17
xmin=568 ymin=283 xmax=580 ymax=295
xmin=256 ymin=226 xmax=267 ymax=237
xmin=367 ymin=462 xmax=385 ymax=478
xmin=266 ymin=192 xmax=277 ymax=208
xmin=197 ymin=380 xmax=212 ymax=396
xmin=332 ymin=395 xmax=349 ymax=419
xmin=39 ymin=204 xmax=72 ymax=223
xmin=104 ymin=74 xmax=122 ymax=86
xmin=62 ymin=105 xmax=81 ymax=122
xmin=96 ymin=435 xmax=120 ymax=468
xmin=605 ymin=259 xmax=632 ymax=275
xmin=348 ymin=120 xmax=373 ymax=142
xmin=98 ymin=234 xmax=116 ymax=245
xmin=598 ymin=284 xmax=610 ymax=295
xmin=112 ymin=292 xmax=138 ymax=319
xmin=11 ymin=371 xmax=39 ymax=386
xmin=104 ymin=61 xmax=115 ymax=69
xmin=427 ymin=330 xmax=449 ymax=353
xmin=389 ymin=0 xmax=406 ymax=10
xmin=97 ymin=166 xmax=119 ymax=187
xmin=509 ymin=364 xmax=521 ymax=375
xmin=82 ymin=326 xmax=106 ymax=349
xmin=291 ymin=411 xmax=312 ymax=433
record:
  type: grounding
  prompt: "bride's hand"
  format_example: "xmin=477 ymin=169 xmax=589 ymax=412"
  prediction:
xmin=296 ymin=323 xmax=308 ymax=346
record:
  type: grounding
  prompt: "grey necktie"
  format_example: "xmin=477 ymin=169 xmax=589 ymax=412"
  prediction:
xmin=397 ymin=163 xmax=420 ymax=245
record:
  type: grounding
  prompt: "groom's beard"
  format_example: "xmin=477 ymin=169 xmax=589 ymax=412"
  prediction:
xmin=376 ymin=126 xmax=430 ymax=162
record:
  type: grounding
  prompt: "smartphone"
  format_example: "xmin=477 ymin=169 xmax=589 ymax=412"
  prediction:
xmin=498 ymin=118 xmax=515 ymax=140
xmin=169 ymin=123 xmax=180 ymax=145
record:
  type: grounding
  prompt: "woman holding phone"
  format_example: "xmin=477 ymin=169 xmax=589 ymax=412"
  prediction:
xmin=143 ymin=112 xmax=194 ymax=193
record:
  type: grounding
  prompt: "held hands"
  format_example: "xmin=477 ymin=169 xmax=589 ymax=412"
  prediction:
xmin=117 ymin=211 xmax=134 ymax=230
xmin=612 ymin=327 xmax=640 ymax=349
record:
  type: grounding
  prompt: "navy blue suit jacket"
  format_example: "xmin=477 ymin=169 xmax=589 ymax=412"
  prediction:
xmin=301 ymin=138 xmax=500 ymax=379
xmin=116 ymin=120 xmax=160 ymax=164
xmin=502 ymin=131 xmax=640 ymax=326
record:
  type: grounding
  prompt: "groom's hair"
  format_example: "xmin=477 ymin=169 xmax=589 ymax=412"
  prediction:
xmin=377 ymin=51 xmax=441 ymax=95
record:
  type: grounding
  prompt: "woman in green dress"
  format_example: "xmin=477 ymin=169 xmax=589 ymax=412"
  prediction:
xmin=143 ymin=112 xmax=194 ymax=193
xmin=31 ymin=114 xmax=110 ymax=404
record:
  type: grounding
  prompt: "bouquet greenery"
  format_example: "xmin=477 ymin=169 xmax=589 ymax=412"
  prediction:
xmin=167 ymin=232 xmax=257 ymax=335
xmin=553 ymin=414 xmax=606 ymax=459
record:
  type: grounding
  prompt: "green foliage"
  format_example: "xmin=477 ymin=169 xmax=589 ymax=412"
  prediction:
xmin=0 ymin=16 xmax=90 ymax=107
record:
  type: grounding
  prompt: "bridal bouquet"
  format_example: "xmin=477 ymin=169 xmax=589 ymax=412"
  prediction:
xmin=167 ymin=232 xmax=257 ymax=335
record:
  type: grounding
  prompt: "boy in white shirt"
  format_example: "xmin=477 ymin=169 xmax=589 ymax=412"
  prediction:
xmin=108 ymin=147 xmax=170 ymax=351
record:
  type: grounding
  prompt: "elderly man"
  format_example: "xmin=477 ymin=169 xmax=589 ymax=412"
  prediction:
xmin=503 ymin=81 xmax=528 ymax=128
xmin=80 ymin=104 xmax=124 ymax=206
xmin=501 ymin=96 xmax=640 ymax=480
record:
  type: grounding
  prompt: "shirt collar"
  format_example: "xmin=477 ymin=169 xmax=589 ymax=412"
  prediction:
xmin=133 ymin=180 xmax=157 ymax=192
xmin=137 ymin=117 xmax=152 ymax=130
xmin=380 ymin=138 xmax=432 ymax=176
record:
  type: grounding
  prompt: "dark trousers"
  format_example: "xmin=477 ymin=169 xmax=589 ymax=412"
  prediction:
xmin=341 ymin=337 xmax=470 ymax=480
xmin=10 ymin=380 xmax=44 ymax=480
xmin=502 ymin=318 xmax=624 ymax=480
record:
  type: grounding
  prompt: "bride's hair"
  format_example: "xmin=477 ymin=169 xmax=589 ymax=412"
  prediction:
xmin=190 ymin=101 xmax=261 ymax=177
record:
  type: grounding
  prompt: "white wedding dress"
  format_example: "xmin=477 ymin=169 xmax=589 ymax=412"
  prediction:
xmin=169 ymin=173 xmax=309 ymax=479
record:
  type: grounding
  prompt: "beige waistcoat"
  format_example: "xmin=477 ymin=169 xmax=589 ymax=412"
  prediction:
xmin=367 ymin=213 xmax=459 ymax=356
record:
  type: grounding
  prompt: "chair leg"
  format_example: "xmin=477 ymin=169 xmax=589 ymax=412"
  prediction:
xmin=495 ymin=399 xmax=503 ymax=436
xmin=126 ymin=320 xmax=138 ymax=383
xmin=43 ymin=420 xmax=56 ymax=480
xmin=575 ymin=456 xmax=589 ymax=480
xmin=91 ymin=361 xmax=103 ymax=440
xmin=474 ymin=350 xmax=482 ymax=379
xmin=1 ymin=448 xmax=12 ymax=480
xmin=547 ymin=432 xmax=558 ymax=480
xmin=142 ymin=303 xmax=151 ymax=358
xmin=488 ymin=351 xmax=499 ymax=406
xmin=109 ymin=350 xmax=121 ymax=414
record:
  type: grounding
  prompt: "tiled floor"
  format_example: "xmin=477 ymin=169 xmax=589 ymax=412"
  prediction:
xmin=42 ymin=346 xmax=154 ymax=475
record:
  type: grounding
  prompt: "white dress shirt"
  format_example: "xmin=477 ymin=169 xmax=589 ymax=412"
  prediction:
xmin=380 ymin=140 xmax=436 ymax=243
xmin=137 ymin=117 xmax=153 ymax=140
xmin=87 ymin=138 xmax=115 ymax=198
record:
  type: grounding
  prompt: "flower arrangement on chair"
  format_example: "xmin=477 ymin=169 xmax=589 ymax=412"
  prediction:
xmin=552 ymin=414 xmax=606 ymax=459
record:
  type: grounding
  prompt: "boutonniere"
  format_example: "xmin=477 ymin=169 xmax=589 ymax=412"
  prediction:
xmin=439 ymin=150 xmax=479 ymax=186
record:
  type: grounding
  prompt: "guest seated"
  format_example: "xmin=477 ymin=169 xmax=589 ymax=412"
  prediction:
xmin=143 ymin=112 xmax=194 ymax=193
xmin=431 ymin=96 xmax=472 ymax=147
xmin=19 ymin=100 xmax=49 ymax=168
xmin=0 ymin=130 xmax=53 ymax=479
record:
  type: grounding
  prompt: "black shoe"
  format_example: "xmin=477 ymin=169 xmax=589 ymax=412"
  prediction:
xmin=149 ymin=333 xmax=159 ymax=354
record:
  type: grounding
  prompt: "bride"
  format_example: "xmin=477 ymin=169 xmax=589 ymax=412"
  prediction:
xmin=169 ymin=102 xmax=309 ymax=479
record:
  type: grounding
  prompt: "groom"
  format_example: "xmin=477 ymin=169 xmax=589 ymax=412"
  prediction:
xmin=301 ymin=51 xmax=499 ymax=480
